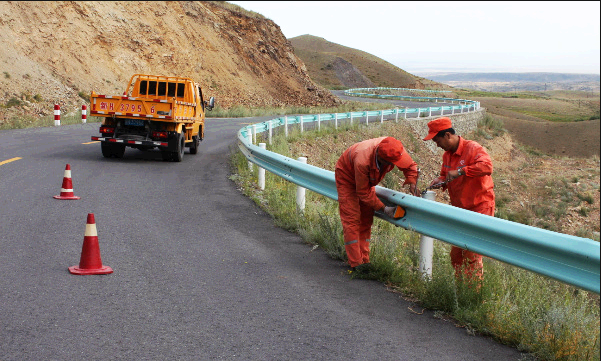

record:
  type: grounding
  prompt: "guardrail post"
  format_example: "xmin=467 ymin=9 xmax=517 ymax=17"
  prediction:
xmin=428 ymin=107 xmax=432 ymax=117
xmin=365 ymin=111 xmax=369 ymax=126
xmin=296 ymin=157 xmax=307 ymax=213
xmin=300 ymin=115 xmax=303 ymax=133
xmin=81 ymin=105 xmax=87 ymax=123
xmin=258 ymin=143 xmax=266 ymax=190
xmin=247 ymin=131 xmax=253 ymax=172
xmin=404 ymin=107 xmax=407 ymax=119
xmin=268 ymin=121 xmax=273 ymax=145
xmin=350 ymin=112 xmax=353 ymax=125
xmin=317 ymin=114 xmax=321 ymax=131
xmin=419 ymin=190 xmax=436 ymax=279
xmin=252 ymin=124 xmax=257 ymax=144
xmin=284 ymin=116 xmax=288 ymax=138
xmin=334 ymin=113 xmax=338 ymax=129
xmin=54 ymin=104 xmax=60 ymax=126
xmin=452 ymin=106 xmax=455 ymax=115
xmin=380 ymin=111 xmax=384 ymax=123
xmin=395 ymin=107 xmax=399 ymax=123
xmin=417 ymin=108 xmax=420 ymax=118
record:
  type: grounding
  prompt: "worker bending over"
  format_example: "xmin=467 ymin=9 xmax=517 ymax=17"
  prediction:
xmin=335 ymin=137 xmax=419 ymax=272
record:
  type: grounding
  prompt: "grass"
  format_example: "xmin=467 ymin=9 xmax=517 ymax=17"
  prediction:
xmin=456 ymin=89 xmax=545 ymax=99
xmin=471 ymin=96 xmax=600 ymax=123
xmin=229 ymin=117 xmax=600 ymax=361
xmin=208 ymin=101 xmax=401 ymax=118
xmin=0 ymin=112 xmax=102 ymax=130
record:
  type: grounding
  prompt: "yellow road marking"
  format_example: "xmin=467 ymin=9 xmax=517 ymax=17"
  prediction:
xmin=0 ymin=157 xmax=22 ymax=166
xmin=82 ymin=141 xmax=100 ymax=144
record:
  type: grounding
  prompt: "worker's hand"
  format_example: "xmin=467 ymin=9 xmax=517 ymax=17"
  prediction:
xmin=446 ymin=170 xmax=461 ymax=183
xmin=383 ymin=206 xmax=396 ymax=218
xmin=408 ymin=183 xmax=420 ymax=197
xmin=429 ymin=178 xmax=445 ymax=189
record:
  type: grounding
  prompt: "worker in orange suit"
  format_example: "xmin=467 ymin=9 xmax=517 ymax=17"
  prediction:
xmin=335 ymin=137 xmax=419 ymax=273
xmin=423 ymin=117 xmax=495 ymax=281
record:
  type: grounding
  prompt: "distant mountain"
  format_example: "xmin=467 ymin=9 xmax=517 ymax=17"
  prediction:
xmin=289 ymin=35 xmax=450 ymax=90
xmin=418 ymin=72 xmax=600 ymax=92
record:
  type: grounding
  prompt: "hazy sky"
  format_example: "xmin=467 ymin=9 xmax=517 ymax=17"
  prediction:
xmin=229 ymin=1 xmax=600 ymax=74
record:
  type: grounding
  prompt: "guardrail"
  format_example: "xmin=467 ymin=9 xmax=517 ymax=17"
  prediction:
xmin=345 ymin=87 xmax=480 ymax=111
xmin=236 ymin=91 xmax=600 ymax=294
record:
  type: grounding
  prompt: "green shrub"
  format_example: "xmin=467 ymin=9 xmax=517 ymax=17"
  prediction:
xmin=5 ymin=97 xmax=21 ymax=107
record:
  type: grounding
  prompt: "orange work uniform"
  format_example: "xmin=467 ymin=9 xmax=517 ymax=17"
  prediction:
xmin=435 ymin=136 xmax=495 ymax=278
xmin=335 ymin=137 xmax=418 ymax=268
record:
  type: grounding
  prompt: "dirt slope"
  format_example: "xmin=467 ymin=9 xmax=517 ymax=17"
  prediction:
xmin=0 ymin=1 xmax=338 ymax=123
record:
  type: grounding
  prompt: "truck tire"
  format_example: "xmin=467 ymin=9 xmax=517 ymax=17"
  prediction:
xmin=190 ymin=135 xmax=199 ymax=154
xmin=172 ymin=132 xmax=184 ymax=162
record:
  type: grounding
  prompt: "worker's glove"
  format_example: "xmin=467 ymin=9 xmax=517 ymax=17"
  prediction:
xmin=383 ymin=206 xmax=396 ymax=218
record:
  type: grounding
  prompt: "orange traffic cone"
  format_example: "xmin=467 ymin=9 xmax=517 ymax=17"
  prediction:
xmin=69 ymin=213 xmax=113 ymax=275
xmin=53 ymin=164 xmax=80 ymax=200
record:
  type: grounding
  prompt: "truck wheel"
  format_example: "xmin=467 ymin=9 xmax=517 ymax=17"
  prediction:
xmin=172 ymin=132 xmax=184 ymax=162
xmin=190 ymin=135 xmax=199 ymax=154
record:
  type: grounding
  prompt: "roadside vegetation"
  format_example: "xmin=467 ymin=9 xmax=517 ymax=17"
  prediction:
xmin=457 ymin=89 xmax=600 ymax=123
xmin=0 ymin=112 xmax=102 ymax=130
xmin=208 ymin=100 xmax=394 ymax=118
xmin=229 ymin=106 xmax=599 ymax=360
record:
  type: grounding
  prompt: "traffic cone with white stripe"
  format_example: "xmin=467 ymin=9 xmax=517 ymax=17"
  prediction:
xmin=53 ymin=164 xmax=80 ymax=200
xmin=69 ymin=213 xmax=113 ymax=275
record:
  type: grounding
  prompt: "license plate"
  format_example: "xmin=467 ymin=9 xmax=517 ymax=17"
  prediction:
xmin=125 ymin=119 xmax=145 ymax=127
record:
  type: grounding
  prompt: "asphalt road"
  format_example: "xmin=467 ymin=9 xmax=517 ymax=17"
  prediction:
xmin=0 ymin=118 xmax=522 ymax=360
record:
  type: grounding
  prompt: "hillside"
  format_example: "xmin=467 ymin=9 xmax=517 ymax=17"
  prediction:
xmin=0 ymin=1 xmax=338 ymax=124
xmin=289 ymin=35 xmax=451 ymax=90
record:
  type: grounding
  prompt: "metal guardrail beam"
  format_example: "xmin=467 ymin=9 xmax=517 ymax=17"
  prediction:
xmin=236 ymin=90 xmax=600 ymax=294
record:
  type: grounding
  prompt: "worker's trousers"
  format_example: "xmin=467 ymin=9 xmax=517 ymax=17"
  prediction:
xmin=336 ymin=185 xmax=375 ymax=268
xmin=450 ymin=205 xmax=495 ymax=280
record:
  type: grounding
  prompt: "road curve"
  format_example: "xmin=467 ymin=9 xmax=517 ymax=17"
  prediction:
xmin=0 ymin=119 xmax=522 ymax=360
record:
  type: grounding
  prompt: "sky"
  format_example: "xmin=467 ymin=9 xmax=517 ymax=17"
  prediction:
xmin=228 ymin=1 xmax=600 ymax=75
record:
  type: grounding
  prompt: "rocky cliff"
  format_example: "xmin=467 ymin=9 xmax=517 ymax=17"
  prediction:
xmin=0 ymin=1 xmax=338 ymax=122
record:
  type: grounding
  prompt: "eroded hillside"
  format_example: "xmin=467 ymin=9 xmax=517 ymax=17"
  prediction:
xmin=0 ymin=1 xmax=338 ymax=123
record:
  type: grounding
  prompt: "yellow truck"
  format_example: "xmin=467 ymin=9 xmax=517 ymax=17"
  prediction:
xmin=90 ymin=74 xmax=214 ymax=161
